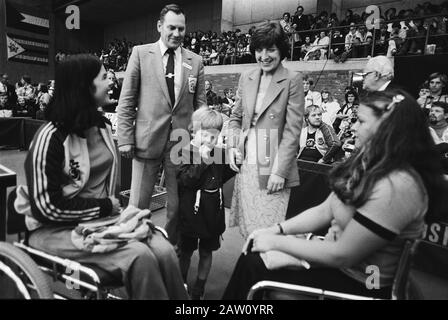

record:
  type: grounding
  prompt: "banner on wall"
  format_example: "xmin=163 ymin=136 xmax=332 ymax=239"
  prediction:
xmin=5 ymin=0 xmax=50 ymax=35
xmin=6 ymin=34 xmax=49 ymax=65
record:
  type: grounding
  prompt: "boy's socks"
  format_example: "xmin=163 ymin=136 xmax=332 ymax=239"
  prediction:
xmin=191 ymin=278 xmax=206 ymax=300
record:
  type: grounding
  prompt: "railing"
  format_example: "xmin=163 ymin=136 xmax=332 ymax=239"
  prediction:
xmin=191 ymin=12 xmax=448 ymax=66
xmin=289 ymin=12 xmax=448 ymax=62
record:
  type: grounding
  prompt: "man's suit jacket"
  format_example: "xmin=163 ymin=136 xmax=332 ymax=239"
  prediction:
xmin=292 ymin=14 xmax=310 ymax=32
xmin=228 ymin=64 xmax=305 ymax=189
xmin=117 ymin=42 xmax=206 ymax=159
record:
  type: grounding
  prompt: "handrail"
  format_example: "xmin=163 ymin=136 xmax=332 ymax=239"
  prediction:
xmin=289 ymin=12 xmax=448 ymax=61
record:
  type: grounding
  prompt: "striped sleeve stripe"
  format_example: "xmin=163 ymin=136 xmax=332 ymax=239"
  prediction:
xmin=36 ymin=124 xmax=100 ymax=218
xmin=34 ymin=124 xmax=100 ymax=219
xmin=32 ymin=124 xmax=100 ymax=220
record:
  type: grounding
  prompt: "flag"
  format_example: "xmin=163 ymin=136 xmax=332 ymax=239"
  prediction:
xmin=6 ymin=34 xmax=49 ymax=65
xmin=5 ymin=0 xmax=50 ymax=35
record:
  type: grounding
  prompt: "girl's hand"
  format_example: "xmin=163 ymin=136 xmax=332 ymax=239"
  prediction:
xmin=243 ymin=226 xmax=279 ymax=254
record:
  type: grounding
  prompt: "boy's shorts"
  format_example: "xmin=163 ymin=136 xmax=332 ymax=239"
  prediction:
xmin=179 ymin=234 xmax=221 ymax=252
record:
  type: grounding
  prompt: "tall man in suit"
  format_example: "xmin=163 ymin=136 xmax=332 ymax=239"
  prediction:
xmin=117 ymin=4 xmax=206 ymax=244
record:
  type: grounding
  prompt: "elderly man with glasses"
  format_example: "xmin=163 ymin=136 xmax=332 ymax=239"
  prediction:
xmin=359 ymin=55 xmax=399 ymax=92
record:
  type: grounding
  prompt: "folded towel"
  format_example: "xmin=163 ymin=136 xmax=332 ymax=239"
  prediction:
xmin=71 ymin=205 xmax=155 ymax=253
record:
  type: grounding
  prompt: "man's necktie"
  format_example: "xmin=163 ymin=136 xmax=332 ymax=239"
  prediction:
xmin=165 ymin=48 xmax=175 ymax=107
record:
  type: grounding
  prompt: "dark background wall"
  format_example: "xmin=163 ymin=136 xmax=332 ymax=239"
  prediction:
xmin=104 ymin=0 xmax=222 ymax=45
xmin=0 ymin=0 xmax=55 ymax=84
xmin=54 ymin=15 xmax=104 ymax=54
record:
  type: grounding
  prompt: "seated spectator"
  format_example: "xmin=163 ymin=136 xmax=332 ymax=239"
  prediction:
xmin=0 ymin=94 xmax=13 ymax=117
xmin=16 ymin=53 xmax=188 ymax=300
xmin=328 ymin=13 xmax=339 ymax=28
xmin=222 ymin=88 xmax=235 ymax=108
xmin=205 ymin=80 xmax=218 ymax=106
xmin=333 ymin=90 xmax=358 ymax=137
xmin=321 ymin=89 xmax=341 ymax=126
xmin=341 ymin=23 xmax=358 ymax=62
xmin=387 ymin=21 xmax=407 ymax=56
xmin=384 ymin=7 xmax=397 ymax=21
xmin=398 ymin=18 xmax=426 ymax=55
xmin=35 ymin=93 xmax=51 ymax=121
xmin=48 ymin=80 xmax=55 ymax=98
xmin=361 ymin=55 xmax=396 ymax=92
xmin=14 ymin=96 xmax=34 ymax=118
xmin=1 ymin=73 xmax=17 ymax=106
xmin=280 ymin=12 xmax=293 ymax=35
xmin=223 ymin=90 xmax=447 ymax=300
xmin=304 ymin=31 xmax=330 ymax=61
xmin=330 ymin=29 xmax=345 ymax=62
xmin=199 ymin=46 xmax=210 ymax=66
xmin=340 ymin=9 xmax=355 ymax=26
xmin=16 ymin=75 xmax=36 ymax=105
xmin=428 ymin=72 xmax=448 ymax=103
xmin=352 ymin=25 xmax=373 ymax=58
xmin=417 ymin=81 xmax=432 ymax=114
xmin=224 ymin=42 xmax=236 ymax=64
xmin=429 ymin=101 xmax=448 ymax=142
xmin=300 ymin=36 xmax=313 ymax=60
xmin=303 ymin=75 xmax=322 ymax=107
xmin=298 ymin=105 xmax=341 ymax=164
xmin=374 ymin=22 xmax=390 ymax=56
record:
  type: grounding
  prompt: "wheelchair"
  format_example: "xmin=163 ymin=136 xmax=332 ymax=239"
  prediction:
xmin=0 ymin=188 xmax=168 ymax=299
xmin=247 ymin=225 xmax=448 ymax=300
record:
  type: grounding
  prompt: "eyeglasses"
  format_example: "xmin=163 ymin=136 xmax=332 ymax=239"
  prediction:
xmin=362 ymin=71 xmax=377 ymax=78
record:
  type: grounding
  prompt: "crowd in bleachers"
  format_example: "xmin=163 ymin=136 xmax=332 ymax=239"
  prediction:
xmin=54 ymin=1 xmax=448 ymax=70
xmin=0 ymin=73 xmax=54 ymax=119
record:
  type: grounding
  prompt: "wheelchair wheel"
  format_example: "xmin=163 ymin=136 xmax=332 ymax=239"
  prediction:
xmin=0 ymin=242 xmax=53 ymax=299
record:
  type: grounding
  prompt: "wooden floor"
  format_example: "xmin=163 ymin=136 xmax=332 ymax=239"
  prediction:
xmin=0 ymin=149 xmax=245 ymax=300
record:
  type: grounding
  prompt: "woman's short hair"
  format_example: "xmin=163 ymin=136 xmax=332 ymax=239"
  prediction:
xmin=428 ymin=72 xmax=448 ymax=88
xmin=191 ymin=106 xmax=223 ymax=133
xmin=22 ymin=75 xmax=31 ymax=84
xmin=330 ymin=90 xmax=447 ymax=221
xmin=45 ymin=54 xmax=104 ymax=135
xmin=304 ymin=105 xmax=322 ymax=119
xmin=344 ymin=90 xmax=358 ymax=103
xmin=249 ymin=22 xmax=290 ymax=60
xmin=302 ymin=75 xmax=314 ymax=86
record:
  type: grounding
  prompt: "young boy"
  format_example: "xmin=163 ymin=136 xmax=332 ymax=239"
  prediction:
xmin=177 ymin=107 xmax=236 ymax=300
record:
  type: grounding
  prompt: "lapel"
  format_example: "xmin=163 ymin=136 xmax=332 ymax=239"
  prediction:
xmin=174 ymin=47 xmax=193 ymax=111
xmin=148 ymin=43 xmax=173 ymax=109
xmin=256 ymin=64 xmax=289 ymax=119
xmin=246 ymin=68 xmax=261 ymax=123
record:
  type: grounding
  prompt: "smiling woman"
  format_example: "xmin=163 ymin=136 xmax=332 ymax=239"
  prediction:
xmin=16 ymin=54 xmax=188 ymax=300
xmin=227 ymin=22 xmax=304 ymax=240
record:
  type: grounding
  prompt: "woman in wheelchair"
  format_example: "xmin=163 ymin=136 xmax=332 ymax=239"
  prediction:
xmin=223 ymin=90 xmax=448 ymax=300
xmin=15 ymin=54 xmax=188 ymax=299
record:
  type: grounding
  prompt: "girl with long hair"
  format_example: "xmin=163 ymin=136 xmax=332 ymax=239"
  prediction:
xmin=223 ymin=90 xmax=447 ymax=299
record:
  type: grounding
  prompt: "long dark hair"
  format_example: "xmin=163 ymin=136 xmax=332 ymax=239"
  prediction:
xmin=45 ymin=54 xmax=103 ymax=135
xmin=330 ymin=90 xmax=447 ymax=221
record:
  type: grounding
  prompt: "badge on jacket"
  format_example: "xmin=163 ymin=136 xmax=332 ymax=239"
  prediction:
xmin=188 ymin=75 xmax=197 ymax=94
xmin=317 ymin=137 xmax=325 ymax=145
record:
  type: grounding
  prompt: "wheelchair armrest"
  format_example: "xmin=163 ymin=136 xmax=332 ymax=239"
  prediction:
xmin=247 ymin=280 xmax=380 ymax=300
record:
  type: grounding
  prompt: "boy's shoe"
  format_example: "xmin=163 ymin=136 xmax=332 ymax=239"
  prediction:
xmin=191 ymin=291 xmax=205 ymax=300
